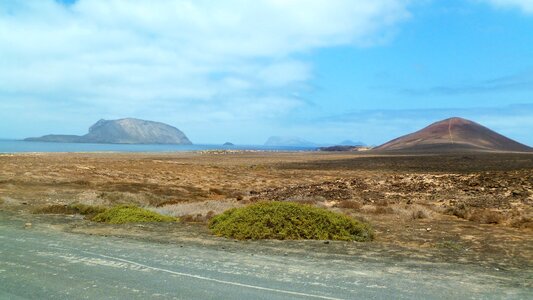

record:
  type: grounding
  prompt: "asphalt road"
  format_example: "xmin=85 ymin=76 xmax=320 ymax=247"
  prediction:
xmin=0 ymin=212 xmax=530 ymax=300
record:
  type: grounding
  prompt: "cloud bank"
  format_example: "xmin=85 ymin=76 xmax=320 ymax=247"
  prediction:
xmin=482 ymin=0 xmax=533 ymax=13
xmin=0 ymin=0 xmax=411 ymax=137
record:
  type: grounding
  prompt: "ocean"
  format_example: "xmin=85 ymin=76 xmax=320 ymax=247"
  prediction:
xmin=0 ymin=140 xmax=317 ymax=153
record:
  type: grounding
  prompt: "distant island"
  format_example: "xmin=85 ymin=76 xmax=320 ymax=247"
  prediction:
xmin=338 ymin=140 xmax=365 ymax=146
xmin=319 ymin=145 xmax=371 ymax=152
xmin=264 ymin=136 xmax=316 ymax=147
xmin=25 ymin=118 xmax=192 ymax=145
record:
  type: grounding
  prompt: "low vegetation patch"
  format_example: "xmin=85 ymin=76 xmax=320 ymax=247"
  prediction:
xmin=208 ymin=201 xmax=373 ymax=241
xmin=468 ymin=209 xmax=503 ymax=224
xmin=445 ymin=204 xmax=504 ymax=224
xmin=33 ymin=203 xmax=106 ymax=218
xmin=91 ymin=205 xmax=177 ymax=224
xmin=436 ymin=240 xmax=463 ymax=251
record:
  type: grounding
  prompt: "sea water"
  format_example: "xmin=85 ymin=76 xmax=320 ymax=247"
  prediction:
xmin=0 ymin=140 xmax=317 ymax=153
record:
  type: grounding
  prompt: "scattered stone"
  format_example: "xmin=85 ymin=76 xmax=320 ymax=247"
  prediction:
xmin=426 ymin=227 xmax=432 ymax=232
xmin=24 ymin=223 xmax=32 ymax=228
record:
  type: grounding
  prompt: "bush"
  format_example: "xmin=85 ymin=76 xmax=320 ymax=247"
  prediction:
xmin=91 ymin=205 xmax=177 ymax=224
xmin=208 ymin=201 xmax=373 ymax=241
xmin=33 ymin=203 xmax=106 ymax=218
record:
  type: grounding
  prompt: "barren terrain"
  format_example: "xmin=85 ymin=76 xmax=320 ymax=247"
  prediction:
xmin=0 ymin=151 xmax=532 ymax=271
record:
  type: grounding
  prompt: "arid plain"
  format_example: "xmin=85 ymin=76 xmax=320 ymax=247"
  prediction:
xmin=1 ymin=151 xmax=532 ymax=274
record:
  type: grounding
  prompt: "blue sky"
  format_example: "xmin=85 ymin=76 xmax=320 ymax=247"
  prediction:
xmin=1 ymin=0 xmax=532 ymax=145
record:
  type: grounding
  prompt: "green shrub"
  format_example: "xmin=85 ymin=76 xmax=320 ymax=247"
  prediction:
xmin=91 ymin=205 xmax=177 ymax=224
xmin=208 ymin=201 xmax=373 ymax=241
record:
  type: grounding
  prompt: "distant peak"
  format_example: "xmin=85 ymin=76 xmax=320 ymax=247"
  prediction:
xmin=375 ymin=117 xmax=532 ymax=152
xmin=442 ymin=117 xmax=477 ymax=124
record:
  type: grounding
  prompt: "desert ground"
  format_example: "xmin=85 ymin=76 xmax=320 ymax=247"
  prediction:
xmin=0 ymin=151 xmax=532 ymax=272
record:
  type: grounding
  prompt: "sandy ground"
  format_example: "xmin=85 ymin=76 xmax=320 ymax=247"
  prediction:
xmin=0 ymin=151 xmax=532 ymax=271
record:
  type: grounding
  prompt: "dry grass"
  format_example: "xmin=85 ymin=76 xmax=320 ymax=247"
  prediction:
xmin=97 ymin=191 xmax=148 ymax=206
xmin=358 ymin=202 xmax=436 ymax=220
xmin=335 ymin=200 xmax=362 ymax=210
xmin=91 ymin=205 xmax=177 ymax=224
xmin=368 ymin=206 xmax=395 ymax=214
xmin=32 ymin=203 xmax=107 ymax=218
xmin=285 ymin=194 xmax=326 ymax=204
xmin=468 ymin=209 xmax=503 ymax=224
xmin=401 ymin=204 xmax=434 ymax=220
xmin=209 ymin=188 xmax=224 ymax=195
xmin=445 ymin=204 xmax=506 ymax=225
xmin=410 ymin=209 xmax=429 ymax=220
xmin=445 ymin=203 xmax=469 ymax=219
xmin=151 ymin=199 xmax=243 ymax=218
xmin=510 ymin=215 xmax=533 ymax=229
xmin=180 ymin=211 xmax=216 ymax=223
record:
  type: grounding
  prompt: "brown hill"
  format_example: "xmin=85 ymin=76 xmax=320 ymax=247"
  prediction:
xmin=375 ymin=117 xmax=532 ymax=152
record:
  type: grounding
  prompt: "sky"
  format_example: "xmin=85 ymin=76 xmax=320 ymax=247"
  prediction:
xmin=1 ymin=0 xmax=532 ymax=145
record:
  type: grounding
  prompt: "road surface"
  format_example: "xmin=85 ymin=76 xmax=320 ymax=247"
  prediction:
xmin=0 ymin=212 xmax=530 ymax=299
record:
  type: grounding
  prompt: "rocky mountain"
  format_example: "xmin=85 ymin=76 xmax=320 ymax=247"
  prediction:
xmin=264 ymin=136 xmax=316 ymax=147
xmin=25 ymin=118 xmax=192 ymax=145
xmin=375 ymin=117 xmax=532 ymax=152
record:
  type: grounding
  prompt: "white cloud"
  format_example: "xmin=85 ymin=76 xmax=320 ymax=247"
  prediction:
xmin=0 ymin=0 xmax=411 ymax=139
xmin=481 ymin=0 xmax=533 ymax=13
